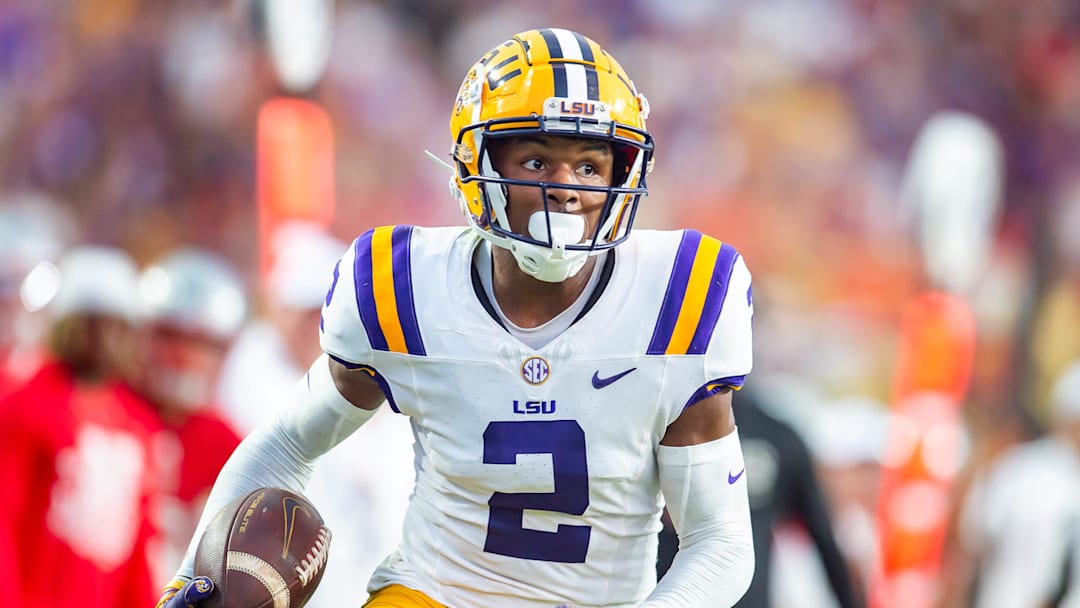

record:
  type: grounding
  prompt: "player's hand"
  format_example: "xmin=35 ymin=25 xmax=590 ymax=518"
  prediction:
xmin=155 ymin=576 xmax=214 ymax=608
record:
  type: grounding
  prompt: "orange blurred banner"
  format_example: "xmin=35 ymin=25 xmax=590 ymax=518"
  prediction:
xmin=256 ymin=97 xmax=335 ymax=280
xmin=891 ymin=292 xmax=977 ymax=405
xmin=872 ymin=291 xmax=976 ymax=608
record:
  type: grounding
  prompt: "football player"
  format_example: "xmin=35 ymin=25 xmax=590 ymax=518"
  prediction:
xmin=126 ymin=249 xmax=247 ymax=585
xmin=0 ymin=246 xmax=159 ymax=607
xmin=159 ymin=28 xmax=755 ymax=608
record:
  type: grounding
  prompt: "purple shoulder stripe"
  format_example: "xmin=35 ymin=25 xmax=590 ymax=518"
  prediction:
xmin=647 ymin=230 xmax=702 ymax=355
xmin=352 ymin=226 xmax=426 ymax=356
xmin=686 ymin=244 xmax=739 ymax=355
xmin=353 ymin=229 xmax=388 ymax=351
xmin=391 ymin=225 xmax=425 ymax=356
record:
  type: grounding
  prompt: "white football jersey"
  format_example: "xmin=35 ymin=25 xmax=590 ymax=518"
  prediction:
xmin=319 ymin=225 xmax=753 ymax=608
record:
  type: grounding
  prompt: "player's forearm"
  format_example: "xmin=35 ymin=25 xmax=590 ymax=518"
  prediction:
xmin=172 ymin=409 xmax=319 ymax=579
xmin=642 ymin=430 xmax=755 ymax=607
xmin=638 ymin=524 xmax=754 ymax=607
xmin=172 ymin=354 xmax=377 ymax=580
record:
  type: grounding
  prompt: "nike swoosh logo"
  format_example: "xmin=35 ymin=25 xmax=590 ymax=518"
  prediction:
xmin=282 ymin=496 xmax=311 ymax=559
xmin=591 ymin=367 xmax=637 ymax=389
xmin=728 ymin=468 xmax=745 ymax=484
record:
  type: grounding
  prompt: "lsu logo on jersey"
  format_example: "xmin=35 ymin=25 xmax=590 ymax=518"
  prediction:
xmin=521 ymin=356 xmax=550 ymax=385
xmin=512 ymin=400 xmax=556 ymax=414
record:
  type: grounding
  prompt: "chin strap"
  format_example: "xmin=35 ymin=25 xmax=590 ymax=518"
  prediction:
xmin=507 ymin=211 xmax=591 ymax=282
xmin=507 ymin=240 xmax=590 ymax=283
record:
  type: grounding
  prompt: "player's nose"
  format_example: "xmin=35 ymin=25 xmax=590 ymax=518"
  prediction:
xmin=546 ymin=165 xmax=581 ymax=211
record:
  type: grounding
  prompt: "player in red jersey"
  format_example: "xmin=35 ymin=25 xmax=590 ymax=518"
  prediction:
xmin=0 ymin=246 xmax=160 ymax=608
xmin=124 ymin=248 xmax=248 ymax=585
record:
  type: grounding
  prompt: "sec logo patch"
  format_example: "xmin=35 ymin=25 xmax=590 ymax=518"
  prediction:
xmin=521 ymin=356 xmax=550 ymax=385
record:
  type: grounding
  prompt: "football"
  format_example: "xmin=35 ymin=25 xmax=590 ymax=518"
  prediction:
xmin=194 ymin=487 xmax=332 ymax=608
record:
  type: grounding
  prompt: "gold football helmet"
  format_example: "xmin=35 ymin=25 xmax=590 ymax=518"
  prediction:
xmin=449 ymin=28 xmax=654 ymax=281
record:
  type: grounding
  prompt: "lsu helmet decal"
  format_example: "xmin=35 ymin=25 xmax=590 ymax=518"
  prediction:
xmin=449 ymin=28 xmax=654 ymax=282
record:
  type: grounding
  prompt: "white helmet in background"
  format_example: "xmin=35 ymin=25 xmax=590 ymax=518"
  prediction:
xmin=139 ymin=248 xmax=247 ymax=341
xmin=49 ymin=246 xmax=141 ymax=320
xmin=40 ymin=246 xmax=141 ymax=379
xmin=136 ymin=248 xmax=248 ymax=413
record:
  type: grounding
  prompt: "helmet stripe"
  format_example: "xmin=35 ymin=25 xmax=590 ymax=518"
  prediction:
xmin=534 ymin=29 xmax=600 ymax=101
xmin=487 ymin=68 xmax=521 ymax=91
xmin=486 ymin=55 xmax=522 ymax=91
xmin=571 ymin=31 xmax=595 ymax=62
xmin=540 ymin=28 xmax=564 ymax=59
xmin=565 ymin=63 xmax=588 ymax=100
xmin=552 ymin=28 xmax=582 ymax=60
xmin=584 ymin=66 xmax=599 ymax=100
xmin=551 ymin=63 xmax=568 ymax=98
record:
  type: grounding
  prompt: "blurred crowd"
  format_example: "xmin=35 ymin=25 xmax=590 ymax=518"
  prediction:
xmin=3 ymin=0 xmax=1080 ymax=607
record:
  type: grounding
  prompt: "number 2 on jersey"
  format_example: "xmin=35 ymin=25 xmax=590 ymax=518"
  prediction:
xmin=482 ymin=420 xmax=591 ymax=563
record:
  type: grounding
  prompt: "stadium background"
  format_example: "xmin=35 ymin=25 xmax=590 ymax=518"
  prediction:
xmin=3 ymin=0 xmax=1080 ymax=606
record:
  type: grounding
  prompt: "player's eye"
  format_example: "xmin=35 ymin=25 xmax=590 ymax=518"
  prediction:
xmin=578 ymin=163 xmax=597 ymax=177
xmin=523 ymin=158 xmax=544 ymax=171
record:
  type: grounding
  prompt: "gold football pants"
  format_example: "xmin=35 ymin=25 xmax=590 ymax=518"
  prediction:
xmin=364 ymin=584 xmax=448 ymax=608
